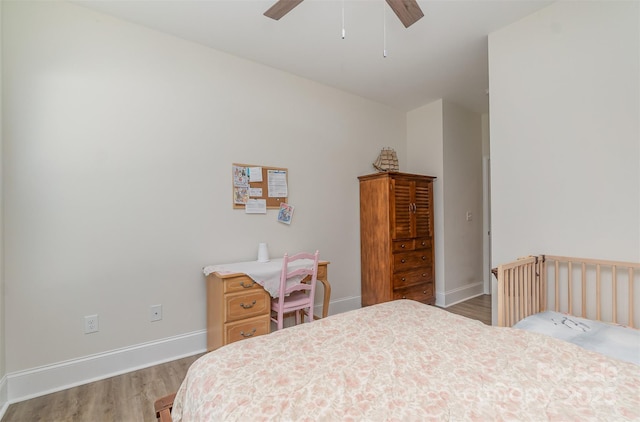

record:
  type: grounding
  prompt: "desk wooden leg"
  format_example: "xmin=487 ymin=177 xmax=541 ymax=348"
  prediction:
xmin=318 ymin=277 xmax=331 ymax=319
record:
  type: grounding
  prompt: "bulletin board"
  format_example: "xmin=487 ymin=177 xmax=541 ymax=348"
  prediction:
xmin=232 ymin=163 xmax=288 ymax=209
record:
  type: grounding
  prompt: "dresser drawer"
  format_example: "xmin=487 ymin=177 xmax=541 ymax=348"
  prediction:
xmin=393 ymin=283 xmax=434 ymax=303
xmin=393 ymin=268 xmax=433 ymax=289
xmin=225 ymin=290 xmax=270 ymax=322
xmin=225 ymin=314 xmax=271 ymax=345
xmin=393 ymin=251 xmax=432 ymax=272
xmin=224 ymin=275 xmax=264 ymax=294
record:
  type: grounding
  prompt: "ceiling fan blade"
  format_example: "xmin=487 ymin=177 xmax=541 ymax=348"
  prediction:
xmin=385 ymin=0 xmax=424 ymax=28
xmin=264 ymin=0 xmax=304 ymax=20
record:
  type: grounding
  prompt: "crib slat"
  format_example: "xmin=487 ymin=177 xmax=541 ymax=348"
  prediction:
xmin=532 ymin=262 xmax=538 ymax=313
xmin=568 ymin=261 xmax=573 ymax=316
xmin=612 ymin=265 xmax=617 ymax=324
xmin=509 ymin=268 xmax=515 ymax=326
xmin=629 ymin=267 xmax=634 ymax=328
xmin=596 ymin=264 xmax=601 ymax=321
xmin=523 ymin=264 xmax=528 ymax=318
xmin=581 ymin=262 xmax=586 ymax=318
xmin=541 ymin=258 xmax=547 ymax=311
xmin=555 ymin=261 xmax=560 ymax=312
xmin=508 ymin=274 xmax=512 ymax=327
xmin=530 ymin=262 xmax=535 ymax=314
xmin=507 ymin=269 xmax=512 ymax=326
xmin=503 ymin=269 xmax=509 ymax=326
xmin=519 ymin=264 xmax=524 ymax=320
xmin=497 ymin=272 xmax=504 ymax=326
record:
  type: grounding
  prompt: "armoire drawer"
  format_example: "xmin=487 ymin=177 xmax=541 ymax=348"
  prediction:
xmin=392 ymin=240 xmax=415 ymax=252
xmin=393 ymin=283 xmax=434 ymax=303
xmin=224 ymin=315 xmax=271 ymax=345
xmin=393 ymin=251 xmax=432 ymax=272
xmin=393 ymin=268 xmax=433 ymax=289
xmin=393 ymin=238 xmax=431 ymax=253
xmin=414 ymin=237 xmax=431 ymax=250
xmin=225 ymin=290 xmax=270 ymax=322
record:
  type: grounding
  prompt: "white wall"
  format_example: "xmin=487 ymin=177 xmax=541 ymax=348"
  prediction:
xmin=489 ymin=1 xmax=640 ymax=320
xmin=481 ymin=114 xmax=491 ymax=294
xmin=0 ymin=0 xmax=7 ymax=412
xmin=442 ymin=101 xmax=483 ymax=304
xmin=407 ymin=99 xmax=484 ymax=306
xmin=407 ymin=100 xmax=445 ymax=299
xmin=490 ymin=0 xmax=639 ymax=265
xmin=2 ymin=0 xmax=406 ymax=383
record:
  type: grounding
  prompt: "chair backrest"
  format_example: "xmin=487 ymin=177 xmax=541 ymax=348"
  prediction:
xmin=277 ymin=250 xmax=320 ymax=301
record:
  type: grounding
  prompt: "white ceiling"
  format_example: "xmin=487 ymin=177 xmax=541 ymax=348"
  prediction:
xmin=74 ymin=0 xmax=554 ymax=113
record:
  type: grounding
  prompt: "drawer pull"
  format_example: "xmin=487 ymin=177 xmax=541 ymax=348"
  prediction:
xmin=239 ymin=328 xmax=256 ymax=338
xmin=401 ymin=259 xmax=406 ymax=263
xmin=421 ymin=241 xmax=426 ymax=246
xmin=422 ymin=256 xmax=426 ymax=260
xmin=423 ymin=291 xmax=427 ymax=294
xmin=401 ymin=244 xmax=406 ymax=248
xmin=402 ymin=296 xmax=407 ymax=299
xmin=401 ymin=277 xmax=406 ymax=282
xmin=239 ymin=280 xmax=256 ymax=288
xmin=239 ymin=300 xmax=256 ymax=309
xmin=422 ymin=273 xmax=427 ymax=277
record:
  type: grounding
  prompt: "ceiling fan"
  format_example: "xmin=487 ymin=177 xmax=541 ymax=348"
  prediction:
xmin=264 ymin=0 xmax=424 ymax=28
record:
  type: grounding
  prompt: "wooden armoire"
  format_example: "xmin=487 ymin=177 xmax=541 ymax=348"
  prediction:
xmin=358 ymin=172 xmax=436 ymax=306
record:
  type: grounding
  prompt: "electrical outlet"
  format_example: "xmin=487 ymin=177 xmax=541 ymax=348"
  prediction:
xmin=84 ymin=314 xmax=99 ymax=334
xmin=150 ymin=304 xmax=162 ymax=322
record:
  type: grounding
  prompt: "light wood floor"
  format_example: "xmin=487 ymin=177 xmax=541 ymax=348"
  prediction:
xmin=440 ymin=294 xmax=492 ymax=325
xmin=1 ymin=353 xmax=204 ymax=422
xmin=2 ymin=295 xmax=491 ymax=421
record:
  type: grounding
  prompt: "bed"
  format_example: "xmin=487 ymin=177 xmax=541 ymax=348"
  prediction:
xmin=168 ymin=298 xmax=640 ymax=421
xmin=155 ymin=255 xmax=640 ymax=421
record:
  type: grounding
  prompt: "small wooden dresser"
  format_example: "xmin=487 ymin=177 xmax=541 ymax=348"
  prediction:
xmin=359 ymin=172 xmax=436 ymax=306
xmin=205 ymin=261 xmax=331 ymax=351
xmin=206 ymin=272 xmax=272 ymax=351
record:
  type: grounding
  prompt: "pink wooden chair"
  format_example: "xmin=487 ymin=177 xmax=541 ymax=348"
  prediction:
xmin=270 ymin=250 xmax=319 ymax=331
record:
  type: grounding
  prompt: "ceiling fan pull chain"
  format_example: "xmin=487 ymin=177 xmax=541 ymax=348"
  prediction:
xmin=341 ymin=0 xmax=346 ymax=39
xmin=383 ymin=0 xmax=388 ymax=58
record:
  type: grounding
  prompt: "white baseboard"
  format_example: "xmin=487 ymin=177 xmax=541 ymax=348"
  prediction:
xmin=0 ymin=374 xmax=8 ymax=421
xmin=5 ymin=297 xmax=361 ymax=406
xmin=7 ymin=329 xmax=207 ymax=404
xmin=436 ymin=282 xmax=485 ymax=308
xmin=320 ymin=295 xmax=361 ymax=315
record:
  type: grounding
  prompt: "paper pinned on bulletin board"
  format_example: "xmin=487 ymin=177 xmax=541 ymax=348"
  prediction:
xmin=248 ymin=167 xmax=263 ymax=182
xmin=268 ymin=169 xmax=288 ymax=198
xmin=233 ymin=165 xmax=250 ymax=204
xmin=245 ymin=199 xmax=267 ymax=214
xmin=232 ymin=163 xmax=288 ymax=209
xmin=278 ymin=203 xmax=294 ymax=224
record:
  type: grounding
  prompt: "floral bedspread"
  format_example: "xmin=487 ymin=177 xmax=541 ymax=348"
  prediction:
xmin=172 ymin=300 xmax=640 ymax=421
